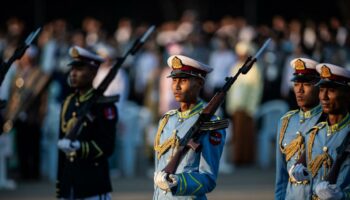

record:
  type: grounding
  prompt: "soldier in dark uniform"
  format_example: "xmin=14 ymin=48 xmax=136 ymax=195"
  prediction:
xmin=56 ymin=46 xmax=117 ymax=199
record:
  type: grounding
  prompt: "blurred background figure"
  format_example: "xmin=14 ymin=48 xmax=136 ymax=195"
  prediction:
xmin=226 ymin=41 xmax=263 ymax=165
xmin=3 ymin=46 xmax=49 ymax=180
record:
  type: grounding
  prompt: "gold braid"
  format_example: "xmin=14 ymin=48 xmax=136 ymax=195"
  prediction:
xmin=279 ymin=114 xmax=305 ymax=161
xmin=154 ymin=115 xmax=180 ymax=160
xmin=60 ymin=94 xmax=77 ymax=134
xmin=307 ymin=126 xmax=332 ymax=178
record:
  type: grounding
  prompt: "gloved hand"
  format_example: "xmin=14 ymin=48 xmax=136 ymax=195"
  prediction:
xmin=289 ymin=163 xmax=310 ymax=182
xmin=315 ymin=181 xmax=344 ymax=200
xmin=57 ymin=138 xmax=81 ymax=154
xmin=154 ymin=171 xmax=178 ymax=191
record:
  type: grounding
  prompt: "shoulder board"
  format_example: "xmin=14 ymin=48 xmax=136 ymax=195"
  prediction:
xmin=165 ymin=109 xmax=177 ymax=116
xmin=281 ymin=109 xmax=298 ymax=119
xmin=312 ymin=121 xmax=327 ymax=130
xmin=63 ymin=94 xmax=75 ymax=103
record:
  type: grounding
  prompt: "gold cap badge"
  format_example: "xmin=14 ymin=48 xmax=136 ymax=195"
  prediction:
xmin=295 ymin=59 xmax=306 ymax=70
xmin=70 ymin=47 xmax=79 ymax=58
xmin=321 ymin=65 xmax=332 ymax=78
xmin=172 ymin=56 xmax=183 ymax=69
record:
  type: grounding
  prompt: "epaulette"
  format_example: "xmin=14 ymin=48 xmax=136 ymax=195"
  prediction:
xmin=312 ymin=121 xmax=327 ymax=130
xmin=164 ymin=109 xmax=177 ymax=116
xmin=281 ymin=109 xmax=298 ymax=119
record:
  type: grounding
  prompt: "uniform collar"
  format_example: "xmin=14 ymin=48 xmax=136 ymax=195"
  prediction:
xmin=327 ymin=113 xmax=350 ymax=134
xmin=177 ymin=100 xmax=204 ymax=119
xmin=299 ymin=104 xmax=322 ymax=121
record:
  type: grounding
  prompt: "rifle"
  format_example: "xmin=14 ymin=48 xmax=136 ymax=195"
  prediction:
xmin=65 ymin=25 xmax=155 ymax=147
xmin=325 ymin=131 xmax=350 ymax=184
xmin=162 ymin=38 xmax=271 ymax=175
xmin=0 ymin=27 xmax=41 ymax=87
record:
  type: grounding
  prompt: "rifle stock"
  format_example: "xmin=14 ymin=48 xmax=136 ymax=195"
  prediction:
xmin=162 ymin=38 xmax=271 ymax=174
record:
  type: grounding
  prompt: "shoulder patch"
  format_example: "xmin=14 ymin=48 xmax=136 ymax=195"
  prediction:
xmin=103 ymin=107 xmax=116 ymax=120
xmin=281 ymin=109 xmax=298 ymax=119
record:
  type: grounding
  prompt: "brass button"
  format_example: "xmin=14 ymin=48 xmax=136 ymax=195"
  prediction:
xmin=323 ymin=146 xmax=328 ymax=152
xmin=72 ymin=112 xmax=76 ymax=117
xmin=296 ymin=131 xmax=301 ymax=135
xmin=299 ymin=119 xmax=304 ymax=123
xmin=75 ymin=102 xmax=80 ymax=107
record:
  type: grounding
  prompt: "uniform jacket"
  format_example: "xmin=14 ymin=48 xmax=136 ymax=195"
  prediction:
xmin=153 ymin=101 xmax=226 ymax=200
xmin=56 ymin=89 xmax=117 ymax=198
xmin=275 ymin=105 xmax=323 ymax=200
xmin=307 ymin=113 xmax=350 ymax=199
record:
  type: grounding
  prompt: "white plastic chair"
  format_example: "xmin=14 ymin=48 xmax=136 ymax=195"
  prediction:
xmin=255 ymin=100 xmax=289 ymax=168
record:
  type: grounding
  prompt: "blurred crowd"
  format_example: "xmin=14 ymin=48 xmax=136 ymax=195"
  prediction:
xmin=0 ymin=9 xmax=350 ymax=188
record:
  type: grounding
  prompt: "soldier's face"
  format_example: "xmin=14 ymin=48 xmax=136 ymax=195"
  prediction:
xmin=319 ymin=86 xmax=350 ymax=114
xmin=293 ymin=81 xmax=319 ymax=111
xmin=172 ymin=77 xmax=202 ymax=103
xmin=69 ymin=65 xmax=96 ymax=89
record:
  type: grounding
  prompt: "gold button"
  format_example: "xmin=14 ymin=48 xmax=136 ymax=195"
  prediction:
xmin=15 ymin=78 xmax=24 ymax=88
xmin=75 ymin=102 xmax=80 ymax=107
xmin=323 ymin=146 xmax=328 ymax=152
xmin=296 ymin=131 xmax=301 ymax=135
xmin=72 ymin=112 xmax=76 ymax=117
xmin=299 ymin=119 xmax=304 ymax=123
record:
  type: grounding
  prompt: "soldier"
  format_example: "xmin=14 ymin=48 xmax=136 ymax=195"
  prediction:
xmin=56 ymin=46 xmax=117 ymax=199
xmin=292 ymin=63 xmax=350 ymax=200
xmin=275 ymin=58 xmax=324 ymax=199
xmin=153 ymin=55 xmax=226 ymax=199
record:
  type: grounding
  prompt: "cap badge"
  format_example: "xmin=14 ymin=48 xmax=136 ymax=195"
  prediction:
xmin=172 ymin=56 xmax=183 ymax=69
xmin=321 ymin=65 xmax=332 ymax=78
xmin=70 ymin=47 xmax=79 ymax=58
xmin=295 ymin=59 xmax=306 ymax=70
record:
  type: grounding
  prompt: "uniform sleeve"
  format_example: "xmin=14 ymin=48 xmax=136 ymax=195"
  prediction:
xmin=337 ymin=155 xmax=350 ymax=199
xmin=275 ymin=119 xmax=289 ymax=200
xmin=76 ymin=103 xmax=117 ymax=160
xmin=171 ymin=128 xmax=226 ymax=196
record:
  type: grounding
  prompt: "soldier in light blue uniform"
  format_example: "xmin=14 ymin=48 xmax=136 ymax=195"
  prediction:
xmin=153 ymin=55 xmax=226 ymax=200
xmin=275 ymin=58 xmax=324 ymax=200
xmin=292 ymin=63 xmax=350 ymax=200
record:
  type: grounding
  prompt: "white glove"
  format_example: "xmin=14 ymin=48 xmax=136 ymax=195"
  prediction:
xmin=57 ymin=138 xmax=81 ymax=154
xmin=154 ymin=171 xmax=178 ymax=191
xmin=289 ymin=163 xmax=310 ymax=182
xmin=315 ymin=181 xmax=344 ymax=200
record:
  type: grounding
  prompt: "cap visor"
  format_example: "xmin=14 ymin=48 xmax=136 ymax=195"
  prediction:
xmin=291 ymin=75 xmax=319 ymax=82
xmin=315 ymin=79 xmax=349 ymax=87
xmin=68 ymin=60 xmax=97 ymax=68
